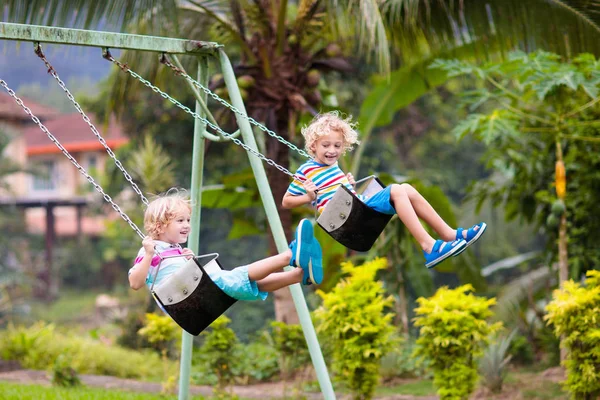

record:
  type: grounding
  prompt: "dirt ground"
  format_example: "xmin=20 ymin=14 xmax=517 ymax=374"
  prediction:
xmin=0 ymin=366 xmax=567 ymax=400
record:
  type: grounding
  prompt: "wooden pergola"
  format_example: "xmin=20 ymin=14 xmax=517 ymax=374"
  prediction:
xmin=0 ymin=197 xmax=87 ymax=299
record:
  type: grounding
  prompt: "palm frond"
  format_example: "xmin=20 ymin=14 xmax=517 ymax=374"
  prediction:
xmin=3 ymin=0 xmax=179 ymax=35
xmin=382 ymin=0 xmax=600 ymax=65
xmin=324 ymin=0 xmax=391 ymax=75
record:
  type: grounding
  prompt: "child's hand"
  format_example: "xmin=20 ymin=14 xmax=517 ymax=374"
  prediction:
xmin=182 ymin=248 xmax=194 ymax=260
xmin=142 ymin=236 xmax=155 ymax=254
xmin=346 ymin=173 xmax=356 ymax=186
xmin=302 ymin=179 xmax=318 ymax=200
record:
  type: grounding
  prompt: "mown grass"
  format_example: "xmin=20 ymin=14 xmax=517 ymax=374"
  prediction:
xmin=375 ymin=379 xmax=436 ymax=396
xmin=0 ymin=381 xmax=179 ymax=400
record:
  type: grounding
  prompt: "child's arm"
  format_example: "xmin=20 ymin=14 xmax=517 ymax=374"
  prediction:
xmin=129 ymin=236 xmax=155 ymax=290
xmin=282 ymin=179 xmax=318 ymax=209
xmin=282 ymin=191 xmax=315 ymax=209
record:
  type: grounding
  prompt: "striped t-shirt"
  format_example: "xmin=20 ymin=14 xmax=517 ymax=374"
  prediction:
xmin=287 ymin=160 xmax=363 ymax=213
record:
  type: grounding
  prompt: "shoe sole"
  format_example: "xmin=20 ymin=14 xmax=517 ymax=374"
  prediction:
xmin=426 ymin=240 xmax=466 ymax=269
xmin=295 ymin=219 xmax=313 ymax=270
xmin=307 ymin=242 xmax=323 ymax=285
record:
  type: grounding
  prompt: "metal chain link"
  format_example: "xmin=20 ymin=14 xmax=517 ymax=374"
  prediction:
xmin=160 ymin=56 xmax=313 ymax=159
xmin=34 ymin=45 xmax=149 ymax=206
xmin=0 ymin=79 xmax=146 ymax=240
xmin=105 ymin=54 xmax=298 ymax=179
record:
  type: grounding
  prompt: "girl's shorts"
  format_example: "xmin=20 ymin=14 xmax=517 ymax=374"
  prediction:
xmin=208 ymin=265 xmax=268 ymax=301
xmin=363 ymin=185 xmax=396 ymax=215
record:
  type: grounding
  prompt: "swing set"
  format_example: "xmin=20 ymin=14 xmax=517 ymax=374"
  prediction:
xmin=0 ymin=21 xmax=390 ymax=400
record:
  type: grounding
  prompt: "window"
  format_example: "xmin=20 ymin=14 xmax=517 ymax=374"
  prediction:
xmin=86 ymin=155 xmax=98 ymax=172
xmin=32 ymin=160 xmax=58 ymax=191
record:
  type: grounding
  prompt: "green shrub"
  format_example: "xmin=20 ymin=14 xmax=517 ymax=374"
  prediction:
xmin=379 ymin=337 xmax=431 ymax=381
xmin=0 ymin=322 xmax=170 ymax=381
xmin=478 ymin=330 xmax=516 ymax=394
xmin=413 ymin=284 xmax=501 ymax=400
xmin=197 ymin=315 xmax=238 ymax=390
xmin=507 ymin=333 xmax=535 ymax=365
xmin=269 ymin=321 xmax=310 ymax=379
xmin=138 ymin=313 xmax=181 ymax=394
xmin=233 ymin=341 xmax=279 ymax=383
xmin=545 ymin=270 xmax=600 ymax=400
xmin=314 ymin=257 xmax=396 ymax=400
xmin=51 ymin=354 xmax=81 ymax=387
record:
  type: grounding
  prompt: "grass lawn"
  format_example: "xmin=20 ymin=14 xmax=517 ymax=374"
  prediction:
xmin=0 ymin=381 xmax=179 ymax=400
xmin=376 ymin=379 xmax=436 ymax=396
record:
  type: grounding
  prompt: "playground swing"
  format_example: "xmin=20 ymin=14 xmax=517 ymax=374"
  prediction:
xmin=119 ymin=52 xmax=393 ymax=252
xmin=1 ymin=49 xmax=237 ymax=336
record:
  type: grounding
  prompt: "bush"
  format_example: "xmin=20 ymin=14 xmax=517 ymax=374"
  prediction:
xmin=478 ymin=330 xmax=516 ymax=394
xmin=269 ymin=321 xmax=310 ymax=379
xmin=196 ymin=315 xmax=238 ymax=390
xmin=413 ymin=284 xmax=501 ymax=400
xmin=0 ymin=322 xmax=170 ymax=381
xmin=51 ymin=354 xmax=81 ymax=387
xmin=379 ymin=337 xmax=431 ymax=381
xmin=314 ymin=257 xmax=397 ymax=400
xmin=545 ymin=270 xmax=600 ymax=400
xmin=233 ymin=341 xmax=279 ymax=383
xmin=507 ymin=333 xmax=535 ymax=365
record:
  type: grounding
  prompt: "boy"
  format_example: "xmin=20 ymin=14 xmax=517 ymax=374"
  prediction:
xmin=282 ymin=111 xmax=486 ymax=269
xmin=129 ymin=189 xmax=324 ymax=302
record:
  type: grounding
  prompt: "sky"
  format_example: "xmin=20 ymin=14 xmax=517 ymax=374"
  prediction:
xmin=0 ymin=39 xmax=114 ymax=91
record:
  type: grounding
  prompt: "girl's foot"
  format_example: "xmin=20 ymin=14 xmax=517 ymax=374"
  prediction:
xmin=424 ymin=239 xmax=466 ymax=269
xmin=453 ymin=222 xmax=487 ymax=256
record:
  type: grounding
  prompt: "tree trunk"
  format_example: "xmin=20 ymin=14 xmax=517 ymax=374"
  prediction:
xmin=555 ymin=141 xmax=568 ymax=362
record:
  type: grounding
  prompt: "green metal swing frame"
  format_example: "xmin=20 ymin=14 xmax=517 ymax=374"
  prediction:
xmin=0 ymin=22 xmax=335 ymax=400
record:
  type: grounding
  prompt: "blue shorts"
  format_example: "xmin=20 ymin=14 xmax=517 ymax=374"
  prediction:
xmin=208 ymin=265 xmax=268 ymax=301
xmin=363 ymin=185 xmax=395 ymax=215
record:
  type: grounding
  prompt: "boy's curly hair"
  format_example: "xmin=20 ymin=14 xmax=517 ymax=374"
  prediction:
xmin=144 ymin=188 xmax=192 ymax=239
xmin=301 ymin=111 xmax=360 ymax=157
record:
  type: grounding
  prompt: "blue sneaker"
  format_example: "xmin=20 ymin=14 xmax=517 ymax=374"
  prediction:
xmin=305 ymin=240 xmax=323 ymax=285
xmin=453 ymin=223 xmax=487 ymax=256
xmin=289 ymin=219 xmax=314 ymax=269
xmin=424 ymin=239 xmax=466 ymax=269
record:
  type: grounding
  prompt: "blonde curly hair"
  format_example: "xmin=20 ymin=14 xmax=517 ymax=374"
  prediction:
xmin=144 ymin=188 xmax=192 ymax=239
xmin=301 ymin=111 xmax=360 ymax=157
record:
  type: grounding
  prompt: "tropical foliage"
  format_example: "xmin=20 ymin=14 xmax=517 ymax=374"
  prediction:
xmin=314 ymin=257 xmax=396 ymax=400
xmin=432 ymin=50 xmax=600 ymax=282
xmin=545 ymin=270 xmax=600 ymax=400
xmin=413 ymin=284 xmax=501 ymax=400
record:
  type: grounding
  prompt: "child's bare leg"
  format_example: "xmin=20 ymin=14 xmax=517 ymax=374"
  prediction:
xmin=257 ymin=269 xmax=303 ymax=292
xmin=246 ymin=249 xmax=293 ymax=281
xmin=394 ymin=183 xmax=457 ymax=241
xmin=390 ymin=184 xmax=440 ymax=252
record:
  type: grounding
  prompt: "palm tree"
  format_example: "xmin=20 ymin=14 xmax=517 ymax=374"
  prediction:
xmin=5 ymin=0 xmax=600 ymax=323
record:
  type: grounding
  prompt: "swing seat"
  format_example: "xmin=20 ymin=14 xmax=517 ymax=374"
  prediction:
xmin=316 ymin=176 xmax=393 ymax=252
xmin=152 ymin=254 xmax=237 ymax=336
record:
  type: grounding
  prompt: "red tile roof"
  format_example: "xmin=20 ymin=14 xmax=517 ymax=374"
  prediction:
xmin=0 ymin=91 xmax=60 ymax=121
xmin=23 ymin=113 xmax=129 ymax=155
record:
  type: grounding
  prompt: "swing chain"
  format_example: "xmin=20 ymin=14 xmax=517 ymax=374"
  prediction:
xmin=34 ymin=44 xmax=149 ymax=206
xmin=159 ymin=55 xmax=313 ymax=160
xmin=0 ymin=79 xmax=146 ymax=240
xmin=105 ymin=53 xmax=297 ymax=179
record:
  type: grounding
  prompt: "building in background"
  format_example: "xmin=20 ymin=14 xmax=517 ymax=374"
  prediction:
xmin=0 ymin=91 xmax=129 ymax=237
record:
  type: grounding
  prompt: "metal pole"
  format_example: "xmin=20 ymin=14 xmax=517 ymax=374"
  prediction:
xmin=0 ymin=22 xmax=220 ymax=54
xmin=178 ymin=56 xmax=209 ymax=400
xmin=218 ymin=48 xmax=336 ymax=400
